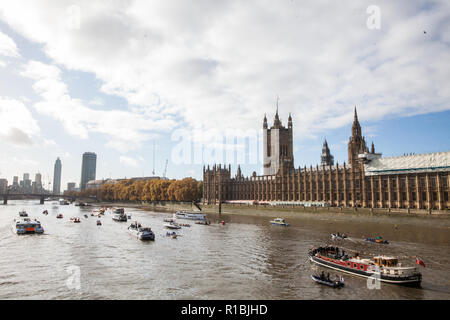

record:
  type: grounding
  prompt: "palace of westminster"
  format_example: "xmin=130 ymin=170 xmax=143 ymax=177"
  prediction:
xmin=203 ymin=108 xmax=450 ymax=210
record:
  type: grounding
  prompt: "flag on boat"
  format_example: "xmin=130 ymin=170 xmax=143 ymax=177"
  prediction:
xmin=416 ymin=257 xmax=426 ymax=267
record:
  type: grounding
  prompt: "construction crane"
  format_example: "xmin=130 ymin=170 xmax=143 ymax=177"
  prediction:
xmin=163 ymin=159 xmax=168 ymax=178
xmin=152 ymin=141 xmax=156 ymax=176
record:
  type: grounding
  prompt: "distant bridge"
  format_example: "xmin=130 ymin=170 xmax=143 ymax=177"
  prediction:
xmin=0 ymin=192 xmax=98 ymax=205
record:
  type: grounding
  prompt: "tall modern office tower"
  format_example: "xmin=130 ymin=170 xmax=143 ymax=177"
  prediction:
xmin=53 ymin=157 xmax=62 ymax=194
xmin=80 ymin=152 xmax=97 ymax=191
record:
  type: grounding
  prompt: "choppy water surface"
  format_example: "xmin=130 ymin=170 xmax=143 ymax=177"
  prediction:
xmin=0 ymin=200 xmax=449 ymax=299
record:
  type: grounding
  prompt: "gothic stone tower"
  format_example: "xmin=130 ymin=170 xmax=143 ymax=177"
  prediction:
xmin=263 ymin=108 xmax=294 ymax=175
xmin=321 ymin=139 xmax=334 ymax=166
xmin=348 ymin=107 xmax=368 ymax=166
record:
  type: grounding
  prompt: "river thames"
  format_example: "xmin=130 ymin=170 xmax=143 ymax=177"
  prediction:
xmin=0 ymin=200 xmax=449 ymax=299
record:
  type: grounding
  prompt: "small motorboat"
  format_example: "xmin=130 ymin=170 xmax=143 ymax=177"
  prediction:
xmin=96 ymin=220 xmax=102 ymax=226
xmin=178 ymin=223 xmax=191 ymax=227
xmin=56 ymin=213 xmax=63 ymax=219
xmin=331 ymin=233 xmax=348 ymax=240
xmin=84 ymin=214 xmax=88 ymax=218
xmin=311 ymin=274 xmax=344 ymax=288
xmin=166 ymin=231 xmax=178 ymax=239
xmin=163 ymin=218 xmax=175 ymax=223
xmin=42 ymin=210 xmax=48 ymax=215
xmin=270 ymin=218 xmax=290 ymax=226
xmin=70 ymin=217 xmax=81 ymax=223
xmin=195 ymin=220 xmax=211 ymax=225
xmin=164 ymin=221 xmax=182 ymax=229
xmin=19 ymin=210 xmax=28 ymax=217
xmin=128 ymin=222 xmax=155 ymax=241
xmin=366 ymin=236 xmax=389 ymax=244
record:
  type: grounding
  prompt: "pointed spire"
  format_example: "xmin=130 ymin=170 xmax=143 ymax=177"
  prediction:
xmin=273 ymin=96 xmax=281 ymax=128
xmin=371 ymin=141 xmax=375 ymax=154
xmin=263 ymin=113 xmax=268 ymax=129
xmin=354 ymin=106 xmax=358 ymax=122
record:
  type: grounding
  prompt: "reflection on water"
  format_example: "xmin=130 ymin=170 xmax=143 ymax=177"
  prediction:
xmin=0 ymin=200 xmax=449 ymax=299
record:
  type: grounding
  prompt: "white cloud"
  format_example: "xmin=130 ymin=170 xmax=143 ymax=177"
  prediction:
xmin=119 ymin=155 xmax=141 ymax=168
xmin=0 ymin=97 xmax=40 ymax=146
xmin=1 ymin=0 xmax=449 ymax=143
xmin=20 ymin=60 xmax=177 ymax=151
xmin=0 ymin=30 xmax=19 ymax=57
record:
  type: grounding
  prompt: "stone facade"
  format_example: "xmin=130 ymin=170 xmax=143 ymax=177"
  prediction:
xmin=203 ymin=108 xmax=450 ymax=210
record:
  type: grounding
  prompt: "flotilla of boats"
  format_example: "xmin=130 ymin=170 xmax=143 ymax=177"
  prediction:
xmin=10 ymin=205 xmax=425 ymax=290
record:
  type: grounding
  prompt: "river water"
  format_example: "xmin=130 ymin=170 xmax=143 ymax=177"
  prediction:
xmin=0 ymin=200 xmax=449 ymax=300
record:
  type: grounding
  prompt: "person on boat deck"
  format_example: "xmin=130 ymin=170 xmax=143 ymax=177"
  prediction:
xmin=321 ymin=271 xmax=325 ymax=280
xmin=327 ymin=273 xmax=330 ymax=281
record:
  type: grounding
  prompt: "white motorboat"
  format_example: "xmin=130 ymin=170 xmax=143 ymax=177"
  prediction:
xmin=164 ymin=221 xmax=181 ymax=229
xmin=13 ymin=218 xmax=44 ymax=235
xmin=175 ymin=211 xmax=206 ymax=221
xmin=112 ymin=208 xmax=127 ymax=222
xmin=270 ymin=218 xmax=290 ymax=226
xmin=128 ymin=222 xmax=155 ymax=241
xmin=59 ymin=199 xmax=69 ymax=205
xmin=19 ymin=210 xmax=28 ymax=217
xmin=331 ymin=233 xmax=348 ymax=240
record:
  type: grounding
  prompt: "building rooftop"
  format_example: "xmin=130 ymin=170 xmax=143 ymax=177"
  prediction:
xmin=364 ymin=151 xmax=450 ymax=176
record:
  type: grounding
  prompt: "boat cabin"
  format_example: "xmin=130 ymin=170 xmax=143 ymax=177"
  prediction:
xmin=373 ymin=256 xmax=398 ymax=267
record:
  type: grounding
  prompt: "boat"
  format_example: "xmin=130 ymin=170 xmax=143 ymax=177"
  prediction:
xmin=195 ymin=220 xmax=211 ymax=225
xmin=166 ymin=231 xmax=178 ymax=239
xmin=19 ymin=210 xmax=28 ymax=217
xmin=311 ymin=274 xmax=345 ymax=288
xmin=112 ymin=208 xmax=127 ymax=222
xmin=331 ymin=233 xmax=348 ymax=240
xmin=163 ymin=217 xmax=175 ymax=223
xmin=84 ymin=214 xmax=88 ymax=218
xmin=128 ymin=222 xmax=155 ymax=241
xmin=56 ymin=213 xmax=63 ymax=219
xmin=309 ymin=246 xmax=422 ymax=286
xmin=96 ymin=220 xmax=102 ymax=226
xmin=175 ymin=210 xmax=207 ymax=221
xmin=42 ymin=210 xmax=48 ymax=215
xmin=164 ymin=221 xmax=182 ymax=229
xmin=59 ymin=199 xmax=69 ymax=205
xmin=13 ymin=218 xmax=44 ymax=235
xmin=70 ymin=217 xmax=81 ymax=223
xmin=366 ymin=236 xmax=389 ymax=244
xmin=270 ymin=218 xmax=290 ymax=226
xmin=178 ymin=223 xmax=191 ymax=227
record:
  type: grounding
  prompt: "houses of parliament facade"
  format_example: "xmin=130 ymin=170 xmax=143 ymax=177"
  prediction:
xmin=203 ymin=108 xmax=450 ymax=210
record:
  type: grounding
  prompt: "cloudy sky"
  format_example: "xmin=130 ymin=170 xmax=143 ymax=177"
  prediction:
xmin=0 ymin=0 xmax=449 ymax=190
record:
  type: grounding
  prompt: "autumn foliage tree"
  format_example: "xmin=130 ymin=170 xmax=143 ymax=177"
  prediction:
xmin=76 ymin=178 xmax=203 ymax=202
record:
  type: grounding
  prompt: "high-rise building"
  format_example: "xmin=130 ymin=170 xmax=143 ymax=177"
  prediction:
xmin=22 ymin=173 xmax=32 ymax=193
xmin=13 ymin=176 xmax=19 ymax=187
xmin=0 ymin=179 xmax=8 ymax=193
xmin=53 ymin=158 xmax=62 ymax=195
xmin=33 ymin=173 xmax=43 ymax=193
xmin=67 ymin=182 xmax=76 ymax=192
xmin=80 ymin=152 xmax=97 ymax=191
